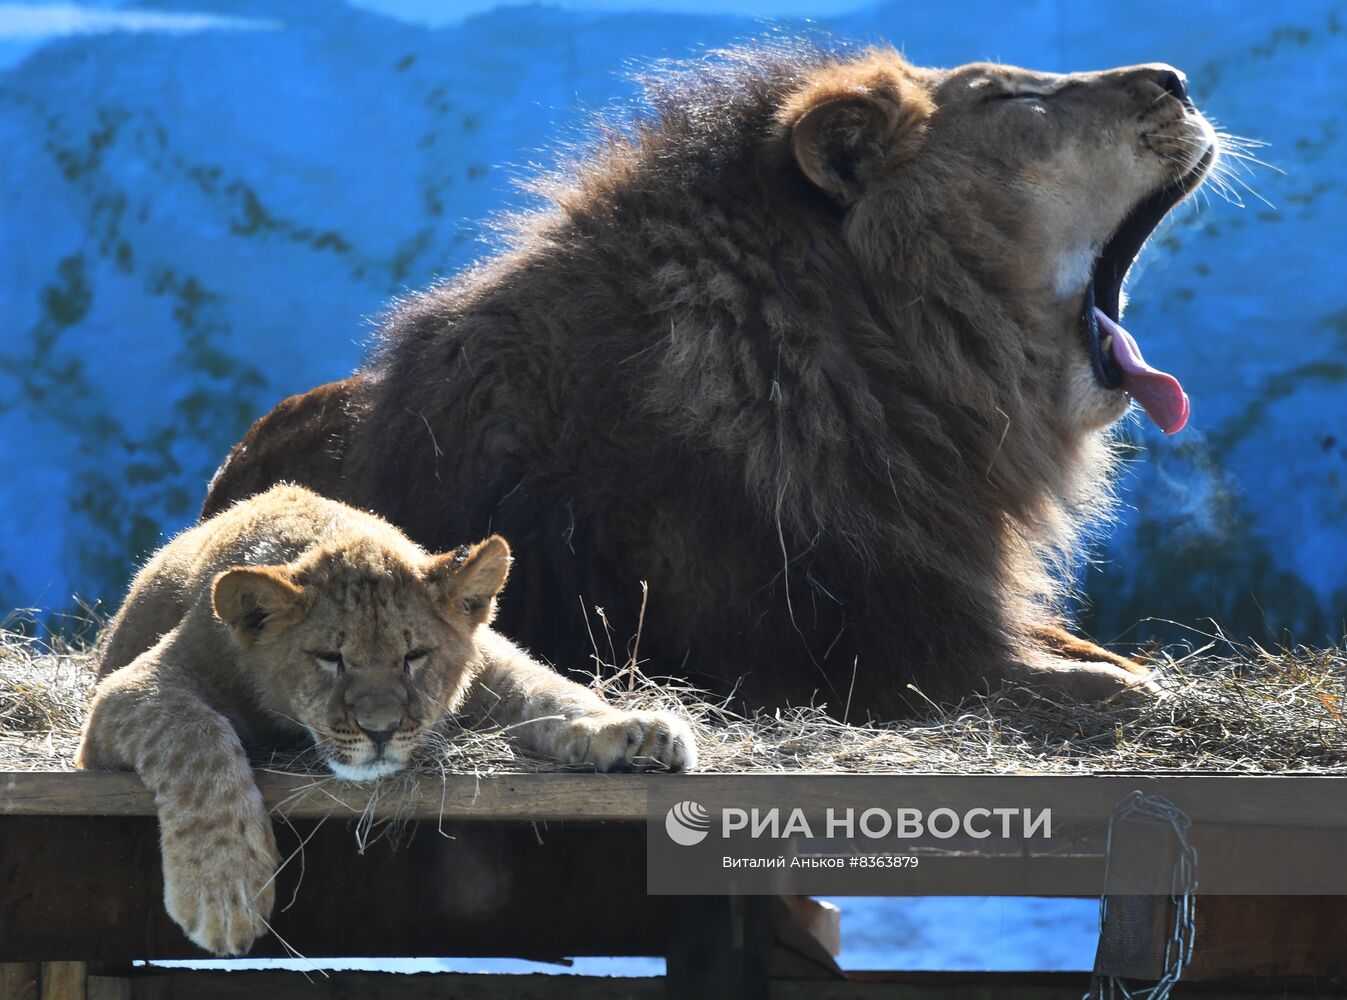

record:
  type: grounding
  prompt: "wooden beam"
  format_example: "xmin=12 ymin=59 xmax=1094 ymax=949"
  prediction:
xmin=769 ymin=897 xmax=843 ymax=981
xmin=796 ymin=972 xmax=1338 ymax=997
xmin=7 ymin=771 xmax=1347 ymax=980
xmin=1185 ymin=896 xmax=1347 ymax=980
xmin=0 ymin=816 xmax=661 ymax=962
xmin=39 ymin=962 xmax=86 ymax=1000
xmin=121 ymin=972 xmax=664 ymax=999
xmin=86 ymin=978 xmax=132 ymax=1000
xmin=0 ymin=771 xmax=655 ymax=822
xmin=1088 ymin=894 xmax=1347 ymax=983
xmin=6 ymin=772 xmax=1347 ymax=828
xmin=0 ymin=963 xmax=40 ymax=1000
xmin=30 ymin=970 xmax=1341 ymax=999
xmin=122 ymin=980 xmax=169 ymax=1000
xmin=665 ymin=896 xmax=773 ymax=1000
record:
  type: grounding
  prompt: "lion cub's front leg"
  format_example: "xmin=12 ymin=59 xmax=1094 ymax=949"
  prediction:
xmin=77 ymin=643 xmax=280 ymax=956
xmin=462 ymin=631 xmax=698 ymax=772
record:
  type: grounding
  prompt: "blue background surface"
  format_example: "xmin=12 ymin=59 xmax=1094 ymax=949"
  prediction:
xmin=1 ymin=0 xmax=1344 ymax=974
xmin=1 ymin=0 xmax=1344 ymax=646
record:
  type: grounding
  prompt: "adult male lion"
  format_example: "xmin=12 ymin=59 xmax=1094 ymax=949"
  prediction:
xmin=204 ymin=46 xmax=1215 ymax=718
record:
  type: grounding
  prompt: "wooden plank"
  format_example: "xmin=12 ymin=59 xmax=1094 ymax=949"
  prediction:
xmin=835 ymin=970 xmax=1344 ymax=997
xmin=87 ymin=978 xmax=132 ymax=1000
xmin=1185 ymin=896 xmax=1347 ymax=980
xmin=0 ymin=771 xmax=654 ymax=822
xmin=127 ymin=972 xmax=664 ymax=999
xmin=0 ymin=963 xmax=40 ymax=1000
xmin=777 ymin=896 xmax=842 ymax=964
xmin=72 ymin=970 xmax=1340 ymax=999
xmin=6 ymin=772 xmax=1347 ymax=828
xmin=39 ymin=962 xmax=86 ymax=1000
xmin=127 ymin=982 xmax=169 ymax=1000
xmin=665 ymin=896 xmax=772 ymax=1000
xmin=1089 ymin=880 xmax=1347 ymax=980
xmin=769 ymin=897 xmax=844 ymax=980
xmin=0 ymin=816 xmax=661 ymax=962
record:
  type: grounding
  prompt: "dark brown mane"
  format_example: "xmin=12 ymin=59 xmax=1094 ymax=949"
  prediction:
xmin=205 ymin=43 xmax=1140 ymax=717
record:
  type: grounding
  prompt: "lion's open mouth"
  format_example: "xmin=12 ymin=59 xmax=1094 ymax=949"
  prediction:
xmin=1083 ymin=145 xmax=1215 ymax=435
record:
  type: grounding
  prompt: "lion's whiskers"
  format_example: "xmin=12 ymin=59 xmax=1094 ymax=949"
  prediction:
xmin=1143 ymin=128 xmax=1277 ymax=211
xmin=1206 ymin=121 xmax=1281 ymax=209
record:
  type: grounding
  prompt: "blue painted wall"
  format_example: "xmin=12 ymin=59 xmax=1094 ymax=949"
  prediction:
xmin=1 ymin=0 xmax=1344 ymax=645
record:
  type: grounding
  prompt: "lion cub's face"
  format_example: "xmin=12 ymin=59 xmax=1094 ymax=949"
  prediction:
xmin=782 ymin=52 xmax=1215 ymax=433
xmin=212 ymin=536 xmax=511 ymax=780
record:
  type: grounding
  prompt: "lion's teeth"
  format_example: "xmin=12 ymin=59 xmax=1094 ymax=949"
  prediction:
xmin=1101 ymin=334 xmax=1114 ymax=355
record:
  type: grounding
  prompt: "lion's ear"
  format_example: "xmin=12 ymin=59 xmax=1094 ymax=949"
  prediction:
xmin=427 ymin=536 xmax=512 ymax=627
xmin=784 ymin=72 xmax=932 ymax=205
xmin=212 ymin=566 xmax=309 ymax=646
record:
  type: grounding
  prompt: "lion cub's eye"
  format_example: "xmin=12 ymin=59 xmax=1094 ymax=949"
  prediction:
xmin=312 ymin=651 xmax=345 ymax=672
xmin=404 ymin=648 xmax=431 ymax=674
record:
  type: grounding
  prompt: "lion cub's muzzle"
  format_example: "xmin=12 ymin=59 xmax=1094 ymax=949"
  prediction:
xmin=315 ymin=717 xmax=428 ymax=781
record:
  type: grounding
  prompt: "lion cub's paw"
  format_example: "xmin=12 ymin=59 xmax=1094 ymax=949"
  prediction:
xmin=557 ymin=710 xmax=698 ymax=772
xmin=161 ymin=804 xmax=280 ymax=956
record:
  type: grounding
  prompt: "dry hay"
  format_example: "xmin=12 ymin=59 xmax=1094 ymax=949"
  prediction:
xmin=2 ymin=625 xmax=1345 ymax=776
xmin=0 ymin=627 xmax=97 ymax=770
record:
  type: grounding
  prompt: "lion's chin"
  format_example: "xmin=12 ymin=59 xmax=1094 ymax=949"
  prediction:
xmin=326 ymin=758 xmax=407 ymax=782
xmin=1066 ymin=360 xmax=1132 ymax=433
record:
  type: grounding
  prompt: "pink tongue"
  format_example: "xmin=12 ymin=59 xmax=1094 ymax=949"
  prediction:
xmin=1094 ymin=308 xmax=1189 ymax=435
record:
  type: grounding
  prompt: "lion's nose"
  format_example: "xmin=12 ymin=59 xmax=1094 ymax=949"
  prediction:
xmin=1154 ymin=67 xmax=1189 ymax=104
xmin=357 ymin=724 xmax=398 ymax=752
xmin=1138 ymin=64 xmax=1190 ymax=106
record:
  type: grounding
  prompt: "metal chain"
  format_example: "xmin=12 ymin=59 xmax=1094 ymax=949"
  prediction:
xmin=1087 ymin=791 xmax=1199 ymax=1000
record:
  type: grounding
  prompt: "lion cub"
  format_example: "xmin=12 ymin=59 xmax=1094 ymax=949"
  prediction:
xmin=77 ymin=484 xmax=695 ymax=956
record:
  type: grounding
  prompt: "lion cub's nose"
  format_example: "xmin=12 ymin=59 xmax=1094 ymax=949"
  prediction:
xmin=357 ymin=724 xmax=398 ymax=752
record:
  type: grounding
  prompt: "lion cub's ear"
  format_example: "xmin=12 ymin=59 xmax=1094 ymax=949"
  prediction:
xmin=782 ymin=66 xmax=933 ymax=205
xmin=427 ymin=536 xmax=512 ymax=627
xmin=213 ymin=566 xmax=309 ymax=646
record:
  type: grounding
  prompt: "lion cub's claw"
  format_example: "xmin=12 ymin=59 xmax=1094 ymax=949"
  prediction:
xmin=162 ymin=811 xmax=279 ymax=956
xmin=558 ymin=710 xmax=698 ymax=772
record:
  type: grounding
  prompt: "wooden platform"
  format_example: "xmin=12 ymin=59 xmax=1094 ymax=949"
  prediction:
xmin=8 ymin=770 xmax=1347 ymax=826
xmin=3 ymin=771 xmax=1347 ymax=998
xmin=0 ymin=769 xmax=651 ymax=821
xmin=7 ymin=968 xmax=1347 ymax=1000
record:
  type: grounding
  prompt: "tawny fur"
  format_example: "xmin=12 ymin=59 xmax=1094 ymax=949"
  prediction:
xmin=78 ymin=485 xmax=695 ymax=956
xmin=202 ymin=45 xmax=1214 ymax=717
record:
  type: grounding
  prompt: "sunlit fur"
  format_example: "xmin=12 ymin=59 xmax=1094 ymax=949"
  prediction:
xmin=203 ymin=43 xmax=1213 ymax=717
xmin=78 ymin=485 xmax=695 ymax=957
